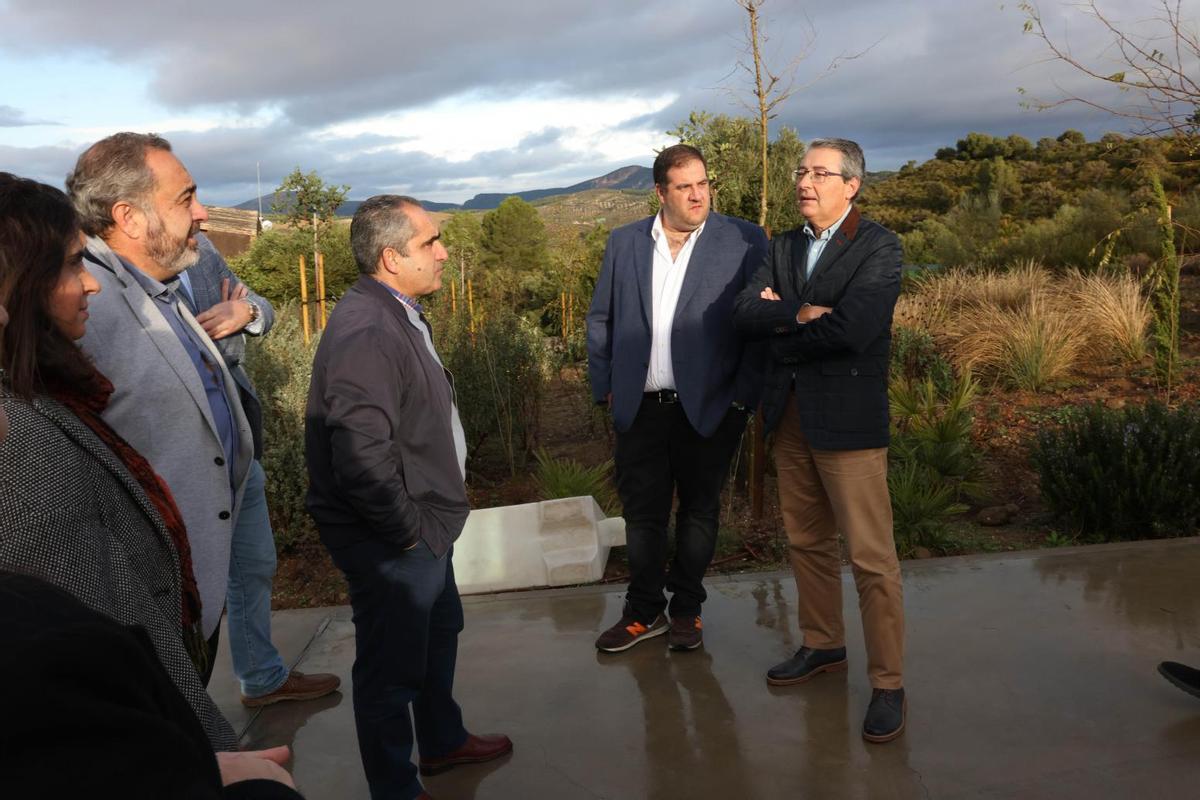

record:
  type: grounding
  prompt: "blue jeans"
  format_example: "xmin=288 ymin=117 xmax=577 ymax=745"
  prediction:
xmin=227 ymin=460 xmax=289 ymax=697
xmin=328 ymin=537 xmax=468 ymax=800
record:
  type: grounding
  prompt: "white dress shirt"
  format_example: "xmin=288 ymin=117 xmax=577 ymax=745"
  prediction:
xmin=645 ymin=212 xmax=706 ymax=392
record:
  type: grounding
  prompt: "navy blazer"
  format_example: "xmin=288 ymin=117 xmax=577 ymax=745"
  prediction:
xmin=587 ymin=211 xmax=768 ymax=437
xmin=733 ymin=207 xmax=902 ymax=450
xmin=186 ymin=234 xmax=276 ymax=459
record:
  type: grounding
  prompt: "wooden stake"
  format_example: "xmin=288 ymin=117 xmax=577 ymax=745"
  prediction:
xmin=467 ymin=279 xmax=476 ymax=343
xmin=560 ymin=292 xmax=567 ymax=339
xmin=298 ymin=254 xmax=311 ymax=345
xmin=750 ymin=407 xmax=766 ymax=519
xmin=316 ymin=252 xmax=328 ymax=330
xmin=450 ymin=278 xmax=458 ymax=314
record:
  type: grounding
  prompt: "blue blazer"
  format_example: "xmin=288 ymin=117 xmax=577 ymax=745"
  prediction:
xmin=587 ymin=211 xmax=768 ymax=437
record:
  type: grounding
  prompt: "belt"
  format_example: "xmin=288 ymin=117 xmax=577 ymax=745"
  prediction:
xmin=643 ymin=389 xmax=679 ymax=404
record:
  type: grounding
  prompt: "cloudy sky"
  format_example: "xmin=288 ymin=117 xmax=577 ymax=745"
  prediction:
xmin=0 ymin=0 xmax=1184 ymax=206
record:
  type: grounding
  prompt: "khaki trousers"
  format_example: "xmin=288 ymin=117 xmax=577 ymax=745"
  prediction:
xmin=774 ymin=393 xmax=905 ymax=689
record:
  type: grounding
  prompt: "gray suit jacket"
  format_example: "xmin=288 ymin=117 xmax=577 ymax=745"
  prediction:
xmin=186 ymin=233 xmax=276 ymax=459
xmin=80 ymin=237 xmax=253 ymax=638
xmin=0 ymin=389 xmax=238 ymax=750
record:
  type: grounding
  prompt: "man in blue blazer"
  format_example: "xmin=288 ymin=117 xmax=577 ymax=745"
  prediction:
xmin=733 ymin=138 xmax=907 ymax=744
xmin=181 ymin=235 xmax=339 ymax=708
xmin=587 ymin=144 xmax=767 ymax=653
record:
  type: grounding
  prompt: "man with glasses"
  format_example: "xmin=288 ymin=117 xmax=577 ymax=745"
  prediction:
xmin=733 ymin=138 xmax=907 ymax=743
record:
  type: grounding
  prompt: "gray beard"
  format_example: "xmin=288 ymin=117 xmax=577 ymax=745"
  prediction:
xmin=146 ymin=219 xmax=199 ymax=277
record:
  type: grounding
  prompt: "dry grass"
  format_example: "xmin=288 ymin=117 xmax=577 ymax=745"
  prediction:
xmin=900 ymin=262 xmax=1149 ymax=390
xmin=1063 ymin=270 xmax=1150 ymax=365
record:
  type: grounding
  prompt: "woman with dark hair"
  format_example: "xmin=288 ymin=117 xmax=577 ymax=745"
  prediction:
xmin=0 ymin=172 xmax=235 ymax=749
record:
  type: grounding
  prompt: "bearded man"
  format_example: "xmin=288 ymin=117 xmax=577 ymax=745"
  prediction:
xmin=70 ymin=133 xmax=253 ymax=681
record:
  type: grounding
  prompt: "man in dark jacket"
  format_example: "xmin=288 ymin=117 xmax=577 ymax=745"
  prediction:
xmin=305 ymin=195 xmax=510 ymax=800
xmin=733 ymin=138 xmax=907 ymax=744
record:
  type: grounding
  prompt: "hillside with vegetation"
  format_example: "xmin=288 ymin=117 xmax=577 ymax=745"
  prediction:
xmin=857 ymin=130 xmax=1200 ymax=269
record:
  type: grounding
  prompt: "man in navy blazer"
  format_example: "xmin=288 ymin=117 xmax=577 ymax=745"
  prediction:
xmin=733 ymin=138 xmax=907 ymax=744
xmin=587 ymin=144 xmax=767 ymax=653
xmin=181 ymin=235 xmax=339 ymax=709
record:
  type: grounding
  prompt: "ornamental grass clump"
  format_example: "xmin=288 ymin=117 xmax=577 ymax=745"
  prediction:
xmin=1063 ymin=269 xmax=1149 ymax=365
xmin=1031 ymin=401 xmax=1200 ymax=541
xmin=952 ymin=294 xmax=1085 ymax=391
xmin=533 ymin=449 xmax=618 ymax=515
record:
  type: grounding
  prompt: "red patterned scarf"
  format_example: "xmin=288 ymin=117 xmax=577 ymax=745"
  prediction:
xmin=47 ymin=367 xmax=207 ymax=666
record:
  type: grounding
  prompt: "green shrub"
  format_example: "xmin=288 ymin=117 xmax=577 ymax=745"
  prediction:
xmin=434 ymin=308 xmax=551 ymax=476
xmin=229 ymin=225 xmax=357 ymax=309
xmin=1032 ymin=401 xmax=1200 ymax=540
xmin=890 ymin=325 xmax=955 ymax=397
xmin=888 ymin=372 xmax=981 ymax=555
xmin=888 ymin=462 xmax=969 ymax=557
xmin=243 ymin=303 xmax=321 ymax=551
xmin=533 ymin=449 xmax=618 ymax=514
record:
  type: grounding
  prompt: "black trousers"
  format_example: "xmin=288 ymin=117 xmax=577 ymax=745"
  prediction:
xmin=615 ymin=399 xmax=747 ymax=621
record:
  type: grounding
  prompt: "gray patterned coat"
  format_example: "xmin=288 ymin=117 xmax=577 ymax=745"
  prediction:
xmin=0 ymin=388 xmax=238 ymax=750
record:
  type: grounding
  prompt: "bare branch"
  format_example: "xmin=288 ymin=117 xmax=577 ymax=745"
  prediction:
xmin=1019 ymin=0 xmax=1200 ymax=137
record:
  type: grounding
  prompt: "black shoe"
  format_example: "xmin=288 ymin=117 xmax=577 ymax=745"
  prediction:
xmin=668 ymin=615 xmax=703 ymax=651
xmin=862 ymin=688 xmax=906 ymax=743
xmin=765 ymin=646 xmax=848 ymax=686
xmin=1158 ymin=661 xmax=1200 ymax=701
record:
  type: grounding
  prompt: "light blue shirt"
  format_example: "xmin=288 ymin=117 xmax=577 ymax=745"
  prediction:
xmin=802 ymin=203 xmax=854 ymax=279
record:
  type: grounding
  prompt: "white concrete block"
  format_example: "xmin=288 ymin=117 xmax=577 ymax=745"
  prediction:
xmin=452 ymin=496 xmax=622 ymax=595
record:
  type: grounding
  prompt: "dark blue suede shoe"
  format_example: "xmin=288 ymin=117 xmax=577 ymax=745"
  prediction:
xmin=862 ymin=687 xmax=906 ymax=743
xmin=765 ymin=646 xmax=848 ymax=686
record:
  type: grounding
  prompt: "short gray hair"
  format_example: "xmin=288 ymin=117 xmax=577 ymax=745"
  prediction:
xmin=808 ymin=137 xmax=866 ymax=184
xmin=351 ymin=194 xmax=421 ymax=274
xmin=66 ymin=132 xmax=172 ymax=237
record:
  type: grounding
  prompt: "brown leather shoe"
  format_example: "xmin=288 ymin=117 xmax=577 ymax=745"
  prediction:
xmin=419 ymin=733 xmax=513 ymax=776
xmin=241 ymin=670 xmax=341 ymax=707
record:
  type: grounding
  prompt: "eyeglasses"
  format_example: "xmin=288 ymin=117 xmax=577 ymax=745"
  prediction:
xmin=792 ymin=168 xmax=845 ymax=183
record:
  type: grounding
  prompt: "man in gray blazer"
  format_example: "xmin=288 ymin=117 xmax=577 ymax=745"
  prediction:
xmin=181 ymin=235 xmax=339 ymax=706
xmin=70 ymin=132 xmax=251 ymax=675
xmin=587 ymin=144 xmax=767 ymax=653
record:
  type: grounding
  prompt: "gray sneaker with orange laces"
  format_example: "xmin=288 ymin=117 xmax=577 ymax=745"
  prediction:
xmin=595 ymin=613 xmax=668 ymax=653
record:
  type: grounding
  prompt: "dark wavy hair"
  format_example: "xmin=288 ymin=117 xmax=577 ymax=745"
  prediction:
xmin=0 ymin=172 xmax=94 ymax=398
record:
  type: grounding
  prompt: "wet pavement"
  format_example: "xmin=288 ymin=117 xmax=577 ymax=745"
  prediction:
xmin=211 ymin=539 xmax=1200 ymax=799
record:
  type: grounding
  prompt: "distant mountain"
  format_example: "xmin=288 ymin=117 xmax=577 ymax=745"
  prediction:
xmin=235 ymin=166 xmax=653 ymax=217
xmin=460 ymin=165 xmax=653 ymax=210
xmin=234 ymin=191 xmax=365 ymax=217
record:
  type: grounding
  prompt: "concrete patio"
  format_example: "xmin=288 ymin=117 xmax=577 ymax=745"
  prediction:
xmin=209 ymin=538 xmax=1200 ymax=799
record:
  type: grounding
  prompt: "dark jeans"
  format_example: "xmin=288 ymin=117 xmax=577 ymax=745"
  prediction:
xmin=615 ymin=400 xmax=747 ymax=621
xmin=328 ymin=537 xmax=468 ymax=800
